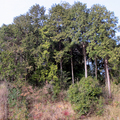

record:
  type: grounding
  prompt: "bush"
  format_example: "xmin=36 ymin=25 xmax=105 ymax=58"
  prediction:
xmin=8 ymin=87 xmax=21 ymax=107
xmin=58 ymin=70 xmax=71 ymax=90
xmin=8 ymin=82 xmax=28 ymax=119
xmin=95 ymin=96 xmax=104 ymax=116
xmin=68 ymin=76 xmax=102 ymax=116
xmin=47 ymin=70 xmax=71 ymax=100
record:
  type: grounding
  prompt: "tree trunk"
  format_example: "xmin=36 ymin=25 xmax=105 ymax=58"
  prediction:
xmin=105 ymin=58 xmax=111 ymax=98
xmin=83 ymin=44 xmax=87 ymax=78
xmin=60 ymin=59 xmax=62 ymax=74
xmin=13 ymin=51 xmax=18 ymax=81
xmin=104 ymin=59 xmax=107 ymax=86
xmin=95 ymin=55 xmax=97 ymax=79
xmin=71 ymin=49 xmax=74 ymax=84
xmin=20 ymin=52 xmax=23 ymax=80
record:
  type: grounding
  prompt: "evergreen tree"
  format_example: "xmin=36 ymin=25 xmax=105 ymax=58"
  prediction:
xmin=68 ymin=2 xmax=89 ymax=78
xmin=87 ymin=4 xmax=118 ymax=98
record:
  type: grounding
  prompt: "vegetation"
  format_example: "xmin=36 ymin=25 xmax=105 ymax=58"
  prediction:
xmin=0 ymin=1 xmax=120 ymax=119
xmin=68 ymin=76 xmax=102 ymax=116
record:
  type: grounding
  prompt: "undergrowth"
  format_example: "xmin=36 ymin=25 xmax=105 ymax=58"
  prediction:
xmin=8 ymin=81 xmax=28 ymax=120
xmin=8 ymin=80 xmax=75 ymax=120
xmin=68 ymin=76 xmax=103 ymax=116
xmin=7 ymin=79 xmax=120 ymax=120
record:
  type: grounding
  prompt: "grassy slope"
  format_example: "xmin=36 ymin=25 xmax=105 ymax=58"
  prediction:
xmin=8 ymin=82 xmax=120 ymax=120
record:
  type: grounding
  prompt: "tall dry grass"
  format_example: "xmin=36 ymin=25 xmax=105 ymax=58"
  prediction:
xmin=22 ymin=83 xmax=76 ymax=120
xmin=0 ymin=81 xmax=8 ymax=120
xmin=8 ymin=81 xmax=120 ymax=120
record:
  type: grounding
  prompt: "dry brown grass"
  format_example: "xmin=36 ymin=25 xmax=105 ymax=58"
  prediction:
xmin=0 ymin=81 xmax=8 ymax=120
xmin=21 ymin=84 xmax=76 ymax=120
xmin=86 ymin=102 xmax=120 ymax=120
xmin=29 ymin=101 xmax=75 ymax=120
xmin=8 ymin=82 xmax=120 ymax=120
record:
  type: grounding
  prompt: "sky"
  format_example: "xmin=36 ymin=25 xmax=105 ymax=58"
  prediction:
xmin=0 ymin=0 xmax=120 ymax=35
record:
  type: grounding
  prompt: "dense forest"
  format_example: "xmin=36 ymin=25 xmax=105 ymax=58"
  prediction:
xmin=0 ymin=1 xmax=120 ymax=119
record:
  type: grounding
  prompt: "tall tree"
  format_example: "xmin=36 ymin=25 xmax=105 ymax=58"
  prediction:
xmin=48 ymin=4 xmax=67 ymax=75
xmin=87 ymin=4 xmax=118 ymax=98
xmin=68 ymin=2 xmax=89 ymax=78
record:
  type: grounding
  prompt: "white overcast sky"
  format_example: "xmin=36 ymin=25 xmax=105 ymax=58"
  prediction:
xmin=0 ymin=0 xmax=120 ymax=35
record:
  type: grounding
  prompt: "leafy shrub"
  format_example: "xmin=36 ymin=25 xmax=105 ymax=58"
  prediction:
xmin=58 ymin=70 xmax=71 ymax=89
xmin=47 ymin=64 xmax=60 ymax=99
xmin=8 ymin=87 xmax=21 ymax=107
xmin=52 ymin=70 xmax=71 ymax=99
xmin=9 ymin=101 xmax=28 ymax=120
xmin=68 ymin=76 xmax=102 ymax=115
xmin=95 ymin=96 xmax=104 ymax=116
xmin=8 ymin=82 xmax=28 ymax=119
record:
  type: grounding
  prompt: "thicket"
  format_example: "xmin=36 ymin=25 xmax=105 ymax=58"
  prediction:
xmin=0 ymin=1 xmax=120 ymax=119
xmin=68 ymin=76 xmax=103 ymax=115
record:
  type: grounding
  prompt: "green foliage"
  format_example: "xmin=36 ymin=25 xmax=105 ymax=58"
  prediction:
xmin=95 ymin=96 xmax=104 ymax=116
xmin=46 ymin=64 xmax=60 ymax=99
xmin=8 ymin=84 xmax=28 ymax=119
xmin=0 ymin=3 xmax=119 ymax=118
xmin=58 ymin=70 xmax=71 ymax=89
xmin=48 ymin=70 xmax=71 ymax=100
xmin=68 ymin=76 xmax=102 ymax=115
xmin=9 ymin=102 xmax=28 ymax=120
xmin=8 ymin=87 xmax=20 ymax=107
xmin=52 ymin=83 xmax=61 ymax=99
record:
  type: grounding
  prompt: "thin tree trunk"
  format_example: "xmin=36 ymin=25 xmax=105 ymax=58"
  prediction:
xmin=25 ymin=68 xmax=27 ymax=81
xmin=13 ymin=51 xmax=17 ymax=81
xmin=20 ymin=52 xmax=23 ymax=80
xmin=71 ymin=49 xmax=74 ymax=84
xmin=104 ymin=59 xmax=107 ymax=86
xmin=83 ymin=44 xmax=87 ymax=78
xmin=60 ymin=59 xmax=62 ymax=74
xmin=95 ymin=55 xmax=97 ymax=79
xmin=105 ymin=58 xmax=111 ymax=98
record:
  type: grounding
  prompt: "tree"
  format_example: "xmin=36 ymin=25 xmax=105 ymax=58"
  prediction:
xmin=87 ymin=4 xmax=118 ymax=98
xmin=68 ymin=2 xmax=89 ymax=78
xmin=48 ymin=4 xmax=66 ymax=75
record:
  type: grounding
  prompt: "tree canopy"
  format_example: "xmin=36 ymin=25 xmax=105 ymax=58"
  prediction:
xmin=0 ymin=2 xmax=120 ymax=98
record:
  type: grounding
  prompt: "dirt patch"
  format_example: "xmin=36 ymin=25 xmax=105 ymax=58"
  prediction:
xmin=0 ymin=81 xmax=8 ymax=120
